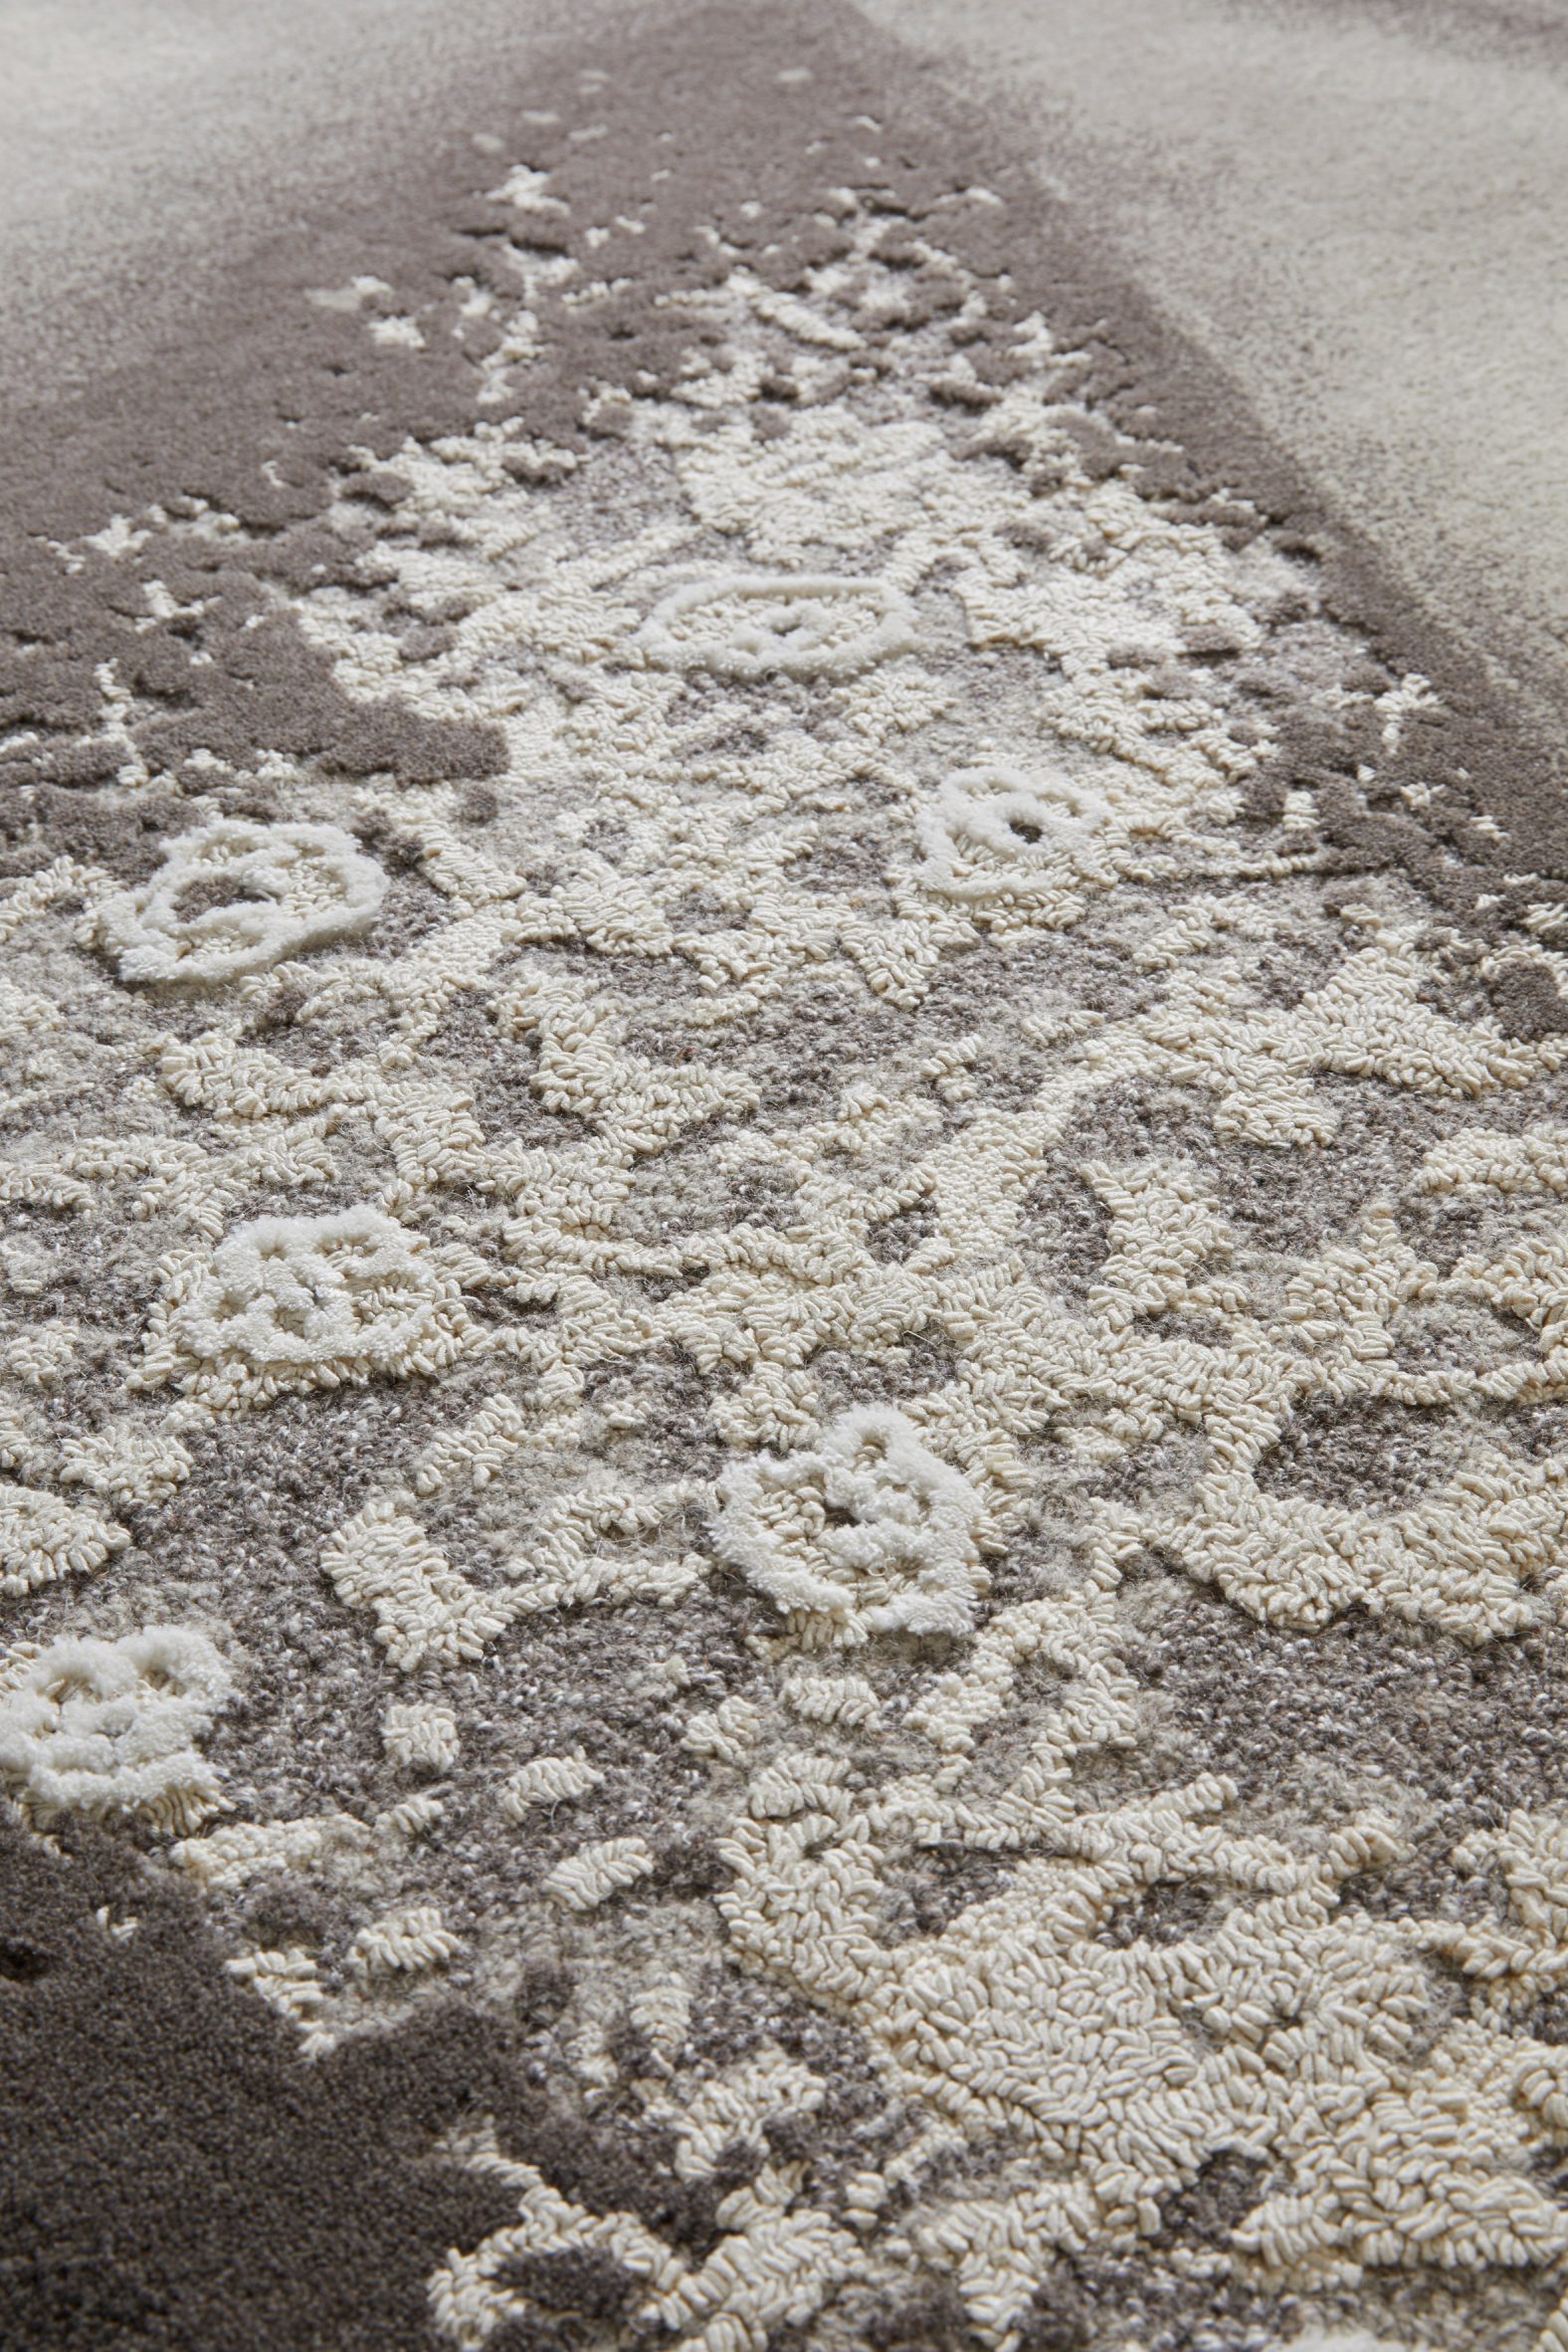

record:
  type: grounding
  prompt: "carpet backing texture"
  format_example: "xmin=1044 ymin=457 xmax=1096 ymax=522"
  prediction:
xmin=4 ymin=10 xmax=1568 ymax=2351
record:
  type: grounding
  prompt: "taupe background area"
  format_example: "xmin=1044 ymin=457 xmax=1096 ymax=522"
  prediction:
xmin=1 ymin=0 xmax=1565 ymax=734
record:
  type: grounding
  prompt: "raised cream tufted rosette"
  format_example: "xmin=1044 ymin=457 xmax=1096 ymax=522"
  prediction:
xmin=0 ymin=1479 xmax=127 ymax=1599
xmin=640 ymin=571 xmax=916 ymax=680
xmin=914 ymin=762 xmax=1117 ymax=911
xmin=0 ymin=1625 xmax=231 ymax=1832
xmin=97 ymin=816 xmax=386 ymax=985
xmin=136 ymin=1206 xmax=471 ymax=1406
xmin=711 ymin=1405 xmax=989 ymax=1647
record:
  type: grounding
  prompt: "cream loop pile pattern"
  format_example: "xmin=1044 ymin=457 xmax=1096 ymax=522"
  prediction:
xmin=7 ymin=68 xmax=1568 ymax=2352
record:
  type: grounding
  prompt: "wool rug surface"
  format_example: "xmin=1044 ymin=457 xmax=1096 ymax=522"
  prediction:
xmin=4 ymin=10 xmax=1568 ymax=2351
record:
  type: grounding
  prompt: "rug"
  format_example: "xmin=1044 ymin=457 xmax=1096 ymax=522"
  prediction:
xmin=4 ymin=9 xmax=1568 ymax=2350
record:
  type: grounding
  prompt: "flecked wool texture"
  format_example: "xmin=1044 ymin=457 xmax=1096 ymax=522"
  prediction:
xmin=6 ymin=10 xmax=1568 ymax=2352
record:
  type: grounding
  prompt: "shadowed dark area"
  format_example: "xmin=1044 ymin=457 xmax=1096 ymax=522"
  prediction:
xmin=0 ymin=1819 xmax=517 ymax=2351
xmin=0 ymin=1814 xmax=769 ymax=2348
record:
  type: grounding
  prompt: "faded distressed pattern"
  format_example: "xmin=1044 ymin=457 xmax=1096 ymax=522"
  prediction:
xmin=7 ymin=29 xmax=1568 ymax=2352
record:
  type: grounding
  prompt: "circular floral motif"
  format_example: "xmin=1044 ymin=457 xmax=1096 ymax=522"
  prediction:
xmin=0 ymin=1480 xmax=126 ymax=1598
xmin=165 ymin=1206 xmax=469 ymax=1399
xmin=98 ymin=817 xmax=386 ymax=986
xmin=640 ymin=572 xmax=916 ymax=680
xmin=914 ymin=763 xmax=1113 ymax=901
xmin=712 ymin=1405 xmax=988 ymax=1646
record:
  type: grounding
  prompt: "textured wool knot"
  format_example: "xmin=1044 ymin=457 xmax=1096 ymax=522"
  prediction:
xmin=497 ymin=1751 xmax=605 ymax=1820
xmin=0 ymin=1479 xmax=127 ymax=1598
xmin=227 ymin=1945 xmax=328 ymax=2040
xmin=382 ymin=1698 xmax=461 ymax=1771
xmin=96 ymin=817 xmax=386 ymax=985
xmin=1282 ymin=2334 xmax=1419 ymax=2351
xmin=711 ymin=1404 xmax=988 ymax=1645
xmin=346 ymin=1904 xmax=462 ymax=1980
xmin=544 ymin=1835 xmax=657 ymax=1911
xmin=154 ymin=1206 xmax=469 ymax=1398
xmin=0 ymin=1625 xmax=231 ymax=1831
xmin=639 ymin=572 xmax=916 ymax=679
xmin=914 ymin=764 xmax=1114 ymax=903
